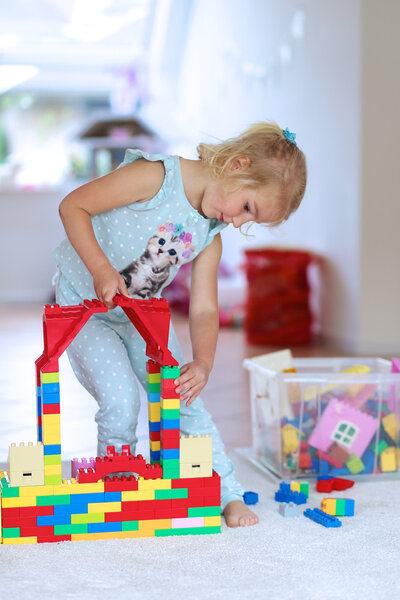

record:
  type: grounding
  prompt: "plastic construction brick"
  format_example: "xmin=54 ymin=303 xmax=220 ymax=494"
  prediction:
xmin=243 ymin=491 xmax=259 ymax=505
xmin=304 ymin=508 xmax=342 ymax=528
xmin=77 ymin=446 xmax=163 ymax=482
xmin=275 ymin=483 xmax=307 ymax=505
xmin=35 ymin=299 xmax=108 ymax=374
xmin=113 ymin=295 xmax=178 ymax=366
xmin=71 ymin=457 xmax=95 ymax=479
xmin=316 ymin=476 xmax=355 ymax=493
xmin=290 ymin=481 xmax=309 ymax=498
xmin=2 ymin=296 xmax=222 ymax=545
xmin=321 ymin=498 xmax=355 ymax=517
xmin=279 ymin=502 xmax=300 ymax=517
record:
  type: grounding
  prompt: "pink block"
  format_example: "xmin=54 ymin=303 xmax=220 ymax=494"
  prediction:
xmin=344 ymin=384 xmax=377 ymax=410
xmin=389 ymin=359 xmax=400 ymax=412
xmin=308 ymin=397 xmax=378 ymax=458
xmin=171 ymin=517 xmax=204 ymax=529
xmin=71 ymin=457 xmax=95 ymax=479
xmin=392 ymin=358 xmax=400 ymax=373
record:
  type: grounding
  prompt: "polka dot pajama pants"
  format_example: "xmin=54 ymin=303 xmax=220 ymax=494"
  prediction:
xmin=63 ymin=311 xmax=244 ymax=510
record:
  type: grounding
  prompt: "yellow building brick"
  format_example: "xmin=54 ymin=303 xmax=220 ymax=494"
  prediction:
xmin=3 ymin=536 xmax=37 ymax=545
xmin=204 ymin=516 xmax=221 ymax=527
xmin=87 ymin=501 xmax=121 ymax=513
xmin=2 ymin=496 xmax=37 ymax=508
xmin=148 ymin=403 xmax=160 ymax=422
xmin=147 ymin=372 xmax=160 ymax=383
xmin=52 ymin=481 xmax=104 ymax=495
xmin=137 ymin=477 xmax=171 ymax=491
xmin=161 ymin=398 xmax=180 ymax=410
xmin=71 ymin=530 xmax=154 ymax=541
xmin=44 ymin=464 xmax=62 ymax=476
xmin=382 ymin=414 xmax=398 ymax=443
xmin=41 ymin=372 xmax=59 ymax=383
xmin=321 ymin=498 xmax=336 ymax=515
xmin=281 ymin=424 xmax=299 ymax=454
xmin=19 ymin=484 xmax=51 ymax=498
xmin=121 ymin=489 xmax=155 ymax=501
xmin=42 ymin=415 xmax=61 ymax=444
xmin=380 ymin=447 xmax=397 ymax=472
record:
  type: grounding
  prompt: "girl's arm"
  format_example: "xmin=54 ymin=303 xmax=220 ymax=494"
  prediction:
xmin=175 ymin=233 xmax=222 ymax=406
xmin=58 ymin=159 xmax=165 ymax=307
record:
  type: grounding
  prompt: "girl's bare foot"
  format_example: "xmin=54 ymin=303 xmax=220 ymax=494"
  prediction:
xmin=223 ymin=500 xmax=259 ymax=527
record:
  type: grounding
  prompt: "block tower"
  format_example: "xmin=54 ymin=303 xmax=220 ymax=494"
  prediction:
xmin=0 ymin=295 xmax=220 ymax=544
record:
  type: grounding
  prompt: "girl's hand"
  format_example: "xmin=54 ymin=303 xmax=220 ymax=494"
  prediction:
xmin=92 ymin=264 xmax=130 ymax=308
xmin=174 ymin=358 xmax=210 ymax=407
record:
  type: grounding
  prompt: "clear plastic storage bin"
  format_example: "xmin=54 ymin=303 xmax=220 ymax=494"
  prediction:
xmin=243 ymin=355 xmax=400 ymax=479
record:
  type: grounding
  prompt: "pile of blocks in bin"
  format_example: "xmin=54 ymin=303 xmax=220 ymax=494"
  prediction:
xmin=281 ymin=358 xmax=400 ymax=477
xmin=0 ymin=295 xmax=221 ymax=545
xmin=275 ymin=477 xmax=355 ymax=528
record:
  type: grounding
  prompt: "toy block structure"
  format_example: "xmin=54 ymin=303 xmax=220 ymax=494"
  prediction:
xmin=321 ymin=498 xmax=355 ymax=517
xmin=0 ymin=295 xmax=221 ymax=545
xmin=304 ymin=507 xmax=342 ymax=528
xmin=275 ymin=482 xmax=307 ymax=505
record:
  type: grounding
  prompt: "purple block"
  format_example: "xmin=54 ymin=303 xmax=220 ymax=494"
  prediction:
xmin=71 ymin=456 xmax=95 ymax=479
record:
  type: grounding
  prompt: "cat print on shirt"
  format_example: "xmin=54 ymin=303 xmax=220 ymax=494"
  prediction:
xmin=119 ymin=222 xmax=195 ymax=299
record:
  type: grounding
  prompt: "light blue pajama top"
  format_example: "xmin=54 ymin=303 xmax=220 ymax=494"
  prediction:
xmin=53 ymin=149 xmax=228 ymax=315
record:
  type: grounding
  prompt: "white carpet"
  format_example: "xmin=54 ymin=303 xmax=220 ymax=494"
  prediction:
xmin=1 ymin=452 xmax=400 ymax=600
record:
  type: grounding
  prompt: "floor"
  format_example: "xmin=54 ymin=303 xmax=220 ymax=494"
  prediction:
xmin=3 ymin=304 xmax=400 ymax=600
xmin=0 ymin=302 xmax=344 ymax=464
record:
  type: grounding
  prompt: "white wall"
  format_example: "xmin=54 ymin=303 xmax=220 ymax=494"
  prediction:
xmin=358 ymin=1 xmax=400 ymax=354
xmin=173 ymin=0 xmax=363 ymax=349
xmin=0 ymin=189 xmax=71 ymax=302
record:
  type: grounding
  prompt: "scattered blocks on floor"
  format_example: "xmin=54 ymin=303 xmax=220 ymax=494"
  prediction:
xmin=243 ymin=491 xmax=259 ymax=505
xmin=289 ymin=480 xmax=309 ymax=498
xmin=304 ymin=508 xmax=342 ymax=528
xmin=321 ymin=498 xmax=355 ymax=516
xmin=275 ymin=482 xmax=307 ymax=505
xmin=279 ymin=502 xmax=300 ymax=517
xmin=316 ymin=476 xmax=355 ymax=493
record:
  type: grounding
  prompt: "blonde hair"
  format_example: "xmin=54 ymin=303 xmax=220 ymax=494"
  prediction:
xmin=197 ymin=122 xmax=307 ymax=225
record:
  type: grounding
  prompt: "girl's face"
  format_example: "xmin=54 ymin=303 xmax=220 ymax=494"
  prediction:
xmin=201 ymin=181 xmax=285 ymax=228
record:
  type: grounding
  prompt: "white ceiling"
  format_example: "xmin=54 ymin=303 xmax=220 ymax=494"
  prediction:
xmin=0 ymin=0 xmax=156 ymax=95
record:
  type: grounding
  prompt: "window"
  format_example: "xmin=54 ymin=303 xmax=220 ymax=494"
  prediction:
xmin=331 ymin=421 xmax=359 ymax=447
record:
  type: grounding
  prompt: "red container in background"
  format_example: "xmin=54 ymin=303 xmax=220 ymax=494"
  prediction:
xmin=244 ymin=248 xmax=315 ymax=345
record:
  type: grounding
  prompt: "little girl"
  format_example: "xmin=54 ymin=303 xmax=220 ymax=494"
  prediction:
xmin=54 ymin=122 xmax=307 ymax=528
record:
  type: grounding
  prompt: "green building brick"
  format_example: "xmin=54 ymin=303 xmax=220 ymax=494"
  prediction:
xmin=121 ymin=521 xmax=139 ymax=531
xmin=37 ymin=494 xmax=71 ymax=506
xmin=346 ymin=453 xmax=364 ymax=474
xmin=188 ymin=506 xmax=220 ymax=517
xmin=54 ymin=523 xmax=89 ymax=535
xmin=161 ymin=366 xmax=180 ymax=379
xmin=1 ymin=486 xmax=20 ymax=498
xmin=3 ymin=527 xmax=20 ymax=538
xmin=155 ymin=526 xmax=221 ymax=536
xmin=71 ymin=513 xmax=105 ymax=524
xmin=160 ymin=460 xmax=180 ymax=479
xmin=161 ymin=408 xmax=181 ymax=421
xmin=335 ymin=498 xmax=346 ymax=516
xmin=155 ymin=488 xmax=188 ymax=500
xmin=44 ymin=455 xmax=62 ymax=466
xmin=147 ymin=382 xmax=161 ymax=393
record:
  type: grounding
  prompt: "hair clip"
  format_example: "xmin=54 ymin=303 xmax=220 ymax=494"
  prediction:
xmin=282 ymin=128 xmax=297 ymax=145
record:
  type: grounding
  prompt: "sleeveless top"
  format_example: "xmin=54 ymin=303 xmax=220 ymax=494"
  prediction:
xmin=53 ymin=149 xmax=228 ymax=314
